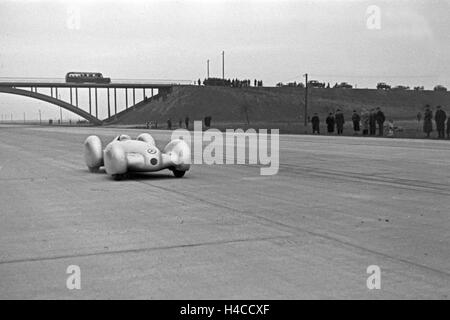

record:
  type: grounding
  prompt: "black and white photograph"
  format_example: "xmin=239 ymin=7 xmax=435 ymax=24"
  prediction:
xmin=0 ymin=0 xmax=449 ymax=304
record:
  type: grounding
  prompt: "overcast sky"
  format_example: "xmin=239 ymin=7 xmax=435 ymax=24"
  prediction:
xmin=1 ymin=0 xmax=449 ymax=119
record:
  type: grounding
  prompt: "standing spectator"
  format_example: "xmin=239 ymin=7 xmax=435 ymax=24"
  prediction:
xmin=375 ymin=107 xmax=385 ymax=136
xmin=351 ymin=110 xmax=361 ymax=134
xmin=326 ymin=112 xmax=335 ymax=134
xmin=447 ymin=116 xmax=450 ymax=139
xmin=335 ymin=109 xmax=345 ymax=135
xmin=311 ymin=113 xmax=320 ymax=134
xmin=204 ymin=116 xmax=212 ymax=128
xmin=416 ymin=111 xmax=422 ymax=131
xmin=423 ymin=105 xmax=433 ymax=138
xmin=369 ymin=109 xmax=376 ymax=135
xmin=185 ymin=116 xmax=189 ymax=130
xmin=179 ymin=119 xmax=182 ymax=128
xmin=361 ymin=109 xmax=369 ymax=135
xmin=434 ymin=105 xmax=447 ymax=139
xmin=387 ymin=119 xmax=395 ymax=138
xmin=167 ymin=119 xmax=172 ymax=130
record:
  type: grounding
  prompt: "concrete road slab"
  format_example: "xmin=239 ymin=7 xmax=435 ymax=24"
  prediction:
xmin=0 ymin=125 xmax=449 ymax=299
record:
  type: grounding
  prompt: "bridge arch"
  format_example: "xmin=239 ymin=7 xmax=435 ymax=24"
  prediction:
xmin=0 ymin=87 xmax=102 ymax=125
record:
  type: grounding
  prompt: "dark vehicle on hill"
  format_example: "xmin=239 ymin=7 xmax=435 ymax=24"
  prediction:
xmin=434 ymin=85 xmax=447 ymax=92
xmin=308 ymin=80 xmax=325 ymax=88
xmin=377 ymin=82 xmax=391 ymax=90
xmin=66 ymin=72 xmax=111 ymax=84
xmin=392 ymin=85 xmax=410 ymax=90
xmin=277 ymin=82 xmax=305 ymax=88
xmin=335 ymin=82 xmax=353 ymax=89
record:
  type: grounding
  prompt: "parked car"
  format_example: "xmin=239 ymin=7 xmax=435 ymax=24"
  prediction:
xmin=434 ymin=85 xmax=447 ymax=92
xmin=392 ymin=85 xmax=410 ymax=90
xmin=308 ymin=80 xmax=325 ymax=88
xmin=335 ymin=82 xmax=353 ymax=89
xmin=377 ymin=82 xmax=391 ymax=90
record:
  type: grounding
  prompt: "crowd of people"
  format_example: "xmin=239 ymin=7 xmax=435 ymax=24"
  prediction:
xmin=311 ymin=107 xmax=388 ymax=136
xmin=311 ymin=105 xmax=450 ymax=139
xmin=419 ymin=105 xmax=449 ymax=139
xmin=198 ymin=78 xmax=263 ymax=88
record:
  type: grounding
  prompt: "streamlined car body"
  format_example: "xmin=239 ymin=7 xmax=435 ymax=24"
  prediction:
xmin=84 ymin=133 xmax=190 ymax=180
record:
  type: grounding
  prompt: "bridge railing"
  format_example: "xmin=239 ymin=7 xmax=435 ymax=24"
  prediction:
xmin=0 ymin=77 xmax=192 ymax=86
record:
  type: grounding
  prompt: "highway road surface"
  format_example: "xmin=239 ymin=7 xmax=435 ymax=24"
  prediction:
xmin=0 ymin=124 xmax=449 ymax=299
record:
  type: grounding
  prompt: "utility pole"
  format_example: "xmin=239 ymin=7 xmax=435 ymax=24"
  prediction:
xmin=303 ymin=73 xmax=308 ymax=130
xmin=222 ymin=51 xmax=225 ymax=79
xmin=207 ymin=59 xmax=210 ymax=79
xmin=60 ymin=107 xmax=63 ymax=124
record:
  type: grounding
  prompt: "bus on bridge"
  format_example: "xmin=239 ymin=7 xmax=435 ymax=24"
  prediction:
xmin=65 ymin=72 xmax=111 ymax=84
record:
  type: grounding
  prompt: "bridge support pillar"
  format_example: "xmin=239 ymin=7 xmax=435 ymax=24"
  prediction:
xmin=88 ymin=88 xmax=92 ymax=114
xmin=75 ymin=88 xmax=78 ymax=107
xmin=114 ymin=88 xmax=117 ymax=115
xmin=107 ymin=88 xmax=111 ymax=118
xmin=125 ymin=88 xmax=128 ymax=109
xmin=70 ymin=87 xmax=73 ymax=104
xmin=133 ymin=88 xmax=136 ymax=106
xmin=95 ymin=88 xmax=98 ymax=118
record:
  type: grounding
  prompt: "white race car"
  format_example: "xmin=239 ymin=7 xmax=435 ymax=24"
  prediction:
xmin=84 ymin=133 xmax=191 ymax=180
